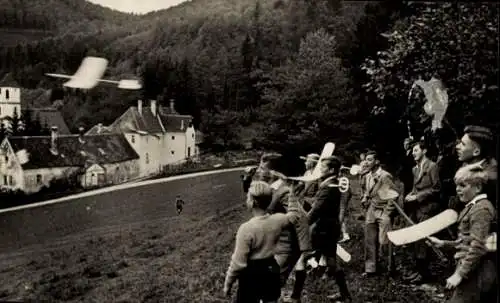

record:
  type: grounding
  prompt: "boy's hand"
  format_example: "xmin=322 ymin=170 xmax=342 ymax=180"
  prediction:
xmin=427 ymin=236 xmax=444 ymax=248
xmin=445 ymin=272 xmax=463 ymax=289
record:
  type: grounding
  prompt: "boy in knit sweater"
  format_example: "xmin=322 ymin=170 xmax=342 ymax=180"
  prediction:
xmin=223 ymin=181 xmax=311 ymax=303
xmin=428 ymin=165 xmax=497 ymax=302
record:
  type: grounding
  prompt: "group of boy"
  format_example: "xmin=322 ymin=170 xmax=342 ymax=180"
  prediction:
xmin=225 ymin=124 xmax=497 ymax=303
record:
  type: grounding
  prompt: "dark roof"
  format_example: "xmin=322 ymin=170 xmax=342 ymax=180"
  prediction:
xmin=7 ymin=134 xmax=140 ymax=170
xmin=27 ymin=108 xmax=71 ymax=134
xmin=85 ymin=124 xmax=114 ymax=135
xmin=109 ymin=105 xmax=193 ymax=134
xmin=0 ymin=74 xmax=19 ymax=87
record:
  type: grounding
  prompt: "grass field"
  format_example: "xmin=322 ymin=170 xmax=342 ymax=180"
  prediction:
xmin=0 ymin=173 xmax=459 ymax=302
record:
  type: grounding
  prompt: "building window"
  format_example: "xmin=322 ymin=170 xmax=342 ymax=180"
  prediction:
xmin=36 ymin=174 xmax=42 ymax=184
xmin=171 ymin=136 xmax=175 ymax=140
xmin=192 ymin=133 xmax=194 ymax=138
xmin=187 ymin=147 xmax=191 ymax=157
xmin=171 ymin=151 xmax=174 ymax=155
xmin=3 ymin=175 xmax=6 ymax=185
xmin=5 ymin=90 xmax=9 ymax=100
xmin=146 ymin=153 xmax=149 ymax=164
xmin=13 ymin=107 xmax=17 ymax=116
xmin=9 ymin=175 xmax=13 ymax=185
xmin=4 ymin=155 xmax=8 ymax=163
xmin=131 ymin=135 xmax=135 ymax=143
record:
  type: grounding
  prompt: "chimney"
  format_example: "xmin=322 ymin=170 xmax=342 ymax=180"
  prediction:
xmin=150 ymin=100 xmax=157 ymax=116
xmin=170 ymin=99 xmax=175 ymax=112
xmin=50 ymin=126 xmax=58 ymax=155
xmin=97 ymin=123 xmax=103 ymax=134
xmin=138 ymin=100 xmax=143 ymax=115
xmin=78 ymin=126 xmax=85 ymax=144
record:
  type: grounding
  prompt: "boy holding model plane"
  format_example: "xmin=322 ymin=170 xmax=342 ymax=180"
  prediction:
xmin=428 ymin=164 xmax=497 ymax=302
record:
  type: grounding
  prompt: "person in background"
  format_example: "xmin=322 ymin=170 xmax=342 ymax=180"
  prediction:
xmin=339 ymin=166 xmax=353 ymax=243
xmin=223 ymin=181 xmax=310 ymax=303
xmin=433 ymin=128 xmax=461 ymax=212
xmin=295 ymin=153 xmax=320 ymax=212
xmin=402 ymin=141 xmax=441 ymax=284
xmin=361 ymin=150 xmax=398 ymax=277
xmin=300 ymin=153 xmax=320 ymax=178
xmin=240 ymin=153 xmax=283 ymax=192
xmin=401 ymin=137 xmax=416 ymax=196
xmin=428 ymin=165 xmax=497 ymax=303
xmin=307 ymin=156 xmax=352 ymax=302
xmin=175 ymin=195 xmax=184 ymax=215
xmin=358 ymin=152 xmax=370 ymax=195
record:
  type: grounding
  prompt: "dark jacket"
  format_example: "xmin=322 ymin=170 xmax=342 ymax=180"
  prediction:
xmin=307 ymin=175 xmax=341 ymax=234
xmin=307 ymin=174 xmax=342 ymax=254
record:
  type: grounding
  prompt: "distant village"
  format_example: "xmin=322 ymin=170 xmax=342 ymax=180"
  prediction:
xmin=0 ymin=83 xmax=203 ymax=195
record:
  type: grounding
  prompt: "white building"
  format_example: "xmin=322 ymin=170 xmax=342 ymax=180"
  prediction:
xmin=86 ymin=99 xmax=197 ymax=178
xmin=0 ymin=127 xmax=140 ymax=193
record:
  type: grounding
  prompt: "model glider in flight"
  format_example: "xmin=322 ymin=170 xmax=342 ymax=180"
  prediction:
xmin=46 ymin=56 xmax=142 ymax=90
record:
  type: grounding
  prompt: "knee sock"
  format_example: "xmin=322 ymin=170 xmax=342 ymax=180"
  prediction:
xmin=291 ymin=270 xmax=306 ymax=299
xmin=332 ymin=270 xmax=351 ymax=299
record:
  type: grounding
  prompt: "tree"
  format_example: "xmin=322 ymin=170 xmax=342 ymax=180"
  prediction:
xmin=258 ymin=29 xmax=365 ymax=157
xmin=361 ymin=3 xmax=499 ymax=140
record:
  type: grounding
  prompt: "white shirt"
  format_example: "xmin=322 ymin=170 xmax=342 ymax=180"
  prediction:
xmin=366 ymin=167 xmax=382 ymax=191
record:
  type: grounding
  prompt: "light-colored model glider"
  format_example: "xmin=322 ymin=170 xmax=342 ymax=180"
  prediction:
xmin=337 ymin=244 xmax=351 ymax=262
xmin=46 ymin=56 xmax=142 ymax=90
xmin=387 ymin=209 xmax=458 ymax=246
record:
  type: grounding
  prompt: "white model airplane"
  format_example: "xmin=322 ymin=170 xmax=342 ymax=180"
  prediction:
xmin=46 ymin=56 xmax=142 ymax=90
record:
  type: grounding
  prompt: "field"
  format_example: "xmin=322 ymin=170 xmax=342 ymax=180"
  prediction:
xmin=0 ymin=170 xmax=456 ymax=302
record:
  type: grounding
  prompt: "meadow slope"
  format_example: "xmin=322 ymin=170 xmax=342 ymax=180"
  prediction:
xmin=0 ymin=174 xmax=454 ymax=302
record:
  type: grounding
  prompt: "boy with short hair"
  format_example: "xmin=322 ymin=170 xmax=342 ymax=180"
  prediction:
xmin=428 ymin=165 xmax=497 ymax=302
xmin=223 ymin=181 xmax=310 ymax=303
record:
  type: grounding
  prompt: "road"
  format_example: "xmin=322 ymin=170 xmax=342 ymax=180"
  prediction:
xmin=0 ymin=170 xmax=244 ymax=258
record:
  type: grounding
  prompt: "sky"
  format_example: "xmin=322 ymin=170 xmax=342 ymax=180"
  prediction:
xmin=87 ymin=0 xmax=188 ymax=14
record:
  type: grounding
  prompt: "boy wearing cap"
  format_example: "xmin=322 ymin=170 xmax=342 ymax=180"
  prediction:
xmin=294 ymin=153 xmax=320 ymax=211
xmin=428 ymin=165 xmax=497 ymax=302
xmin=300 ymin=153 xmax=320 ymax=178
xmin=224 ymin=181 xmax=310 ymax=303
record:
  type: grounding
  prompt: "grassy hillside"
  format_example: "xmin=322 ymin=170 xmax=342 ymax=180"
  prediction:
xmin=0 ymin=179 xmax=451 ymax=302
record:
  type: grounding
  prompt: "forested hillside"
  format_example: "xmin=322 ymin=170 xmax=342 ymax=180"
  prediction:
xmin=0 ymin=0 xmax=497 ymax=167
